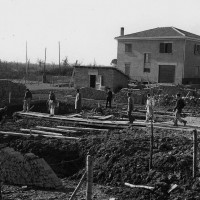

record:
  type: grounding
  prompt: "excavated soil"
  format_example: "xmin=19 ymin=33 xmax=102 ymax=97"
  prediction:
xmin=1 ymin=90 xmax=200 ymax=200
xmin=1 ymin=113 xmax=200 ymax=200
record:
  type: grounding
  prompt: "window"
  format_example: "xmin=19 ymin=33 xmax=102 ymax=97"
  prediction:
xmin=125 ymin=44 xmax=132 ymax=53
xmin=125 ymin=63 xmax=131 ymax=75
xmin=144 ymin=53 xmax=151 ymax=72
xmin=194 ymin=44 xmax=200 ymax=55
xmin=144 ymin=53 xmax=151 ymax=63
xmin=160 ymin=43 xmax=172 ymax=53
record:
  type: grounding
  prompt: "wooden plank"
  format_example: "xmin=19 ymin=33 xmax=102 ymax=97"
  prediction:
xmin=0 ymin=131 xmax=38 ymax=137
xmin=40 ymin=135 xmax=81 ymax=140
xmin=66 ymin=114 xmax=82 ymax=118
xmin=15 ymin=111 xmax=132 ymax=129
xmin=20 ymin=129 xmax=81 ymax=140
xmin=57 ymin=126 xmax=109 ymax=132
xmin=125 ymin=183 xmax=154 ymax=191
xmin=15 ymin=111 xmax=127 ymax=125
xmin=98 ymin=115 xmax=114 ymax=120
xmin=148 ymin=120 xmax=200 ymax=130
xmin=35 ymin=126 xmax=77 ymax=133
xmin=146 ymin=125 xmax=198 ymax=132
xmin=15 ymin=112 xmax=149 ymax=129
xmin=20 ymin=128 xmax=63 ymax=136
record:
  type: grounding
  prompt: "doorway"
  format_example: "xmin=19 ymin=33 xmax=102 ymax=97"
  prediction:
xmin=158 ymin=65 xmax=175 ymax=83
xmin=90 ymin=75 xmax=96 ymax=88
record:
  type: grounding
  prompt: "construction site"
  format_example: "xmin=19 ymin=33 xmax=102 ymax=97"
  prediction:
xmin=1 ymin=78 xmax=200 ymax=200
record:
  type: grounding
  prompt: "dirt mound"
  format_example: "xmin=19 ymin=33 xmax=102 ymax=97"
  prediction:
xmin=114 ymin=88 xmax=147 ymax=104
xmin=79 ymin=87 xmax=107 ymax=100
xmin=1 ymin=114 xmax=200 ymax=199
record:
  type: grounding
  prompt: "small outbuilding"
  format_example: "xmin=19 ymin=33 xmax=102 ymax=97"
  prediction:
xmin=74 ymin=66 xmax=129 ymax=92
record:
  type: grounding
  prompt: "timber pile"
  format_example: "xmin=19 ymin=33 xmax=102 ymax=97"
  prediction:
xmin=14 ymin=111 xmax=200 ymax=132
xmin=0 ymin=127 xmax=81 ymax=140
xmin=15 ymin=111 xmax=132 ymax=129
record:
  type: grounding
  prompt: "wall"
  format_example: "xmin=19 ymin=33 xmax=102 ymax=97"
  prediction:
xmin=184 ymin=40 xmax=200 ymax=82
xmin=112 ymin=70 xmax=128 ymax=92
xmin=116 ymin=39 xmax=185 ymax=84
xmin=74 ymin=67 xmax=90 ymax=88
xmin=97 ymin=68 xmax=115 ymax=90
xmin=74 ymin=67 xmax=128 ymax=92
xmin=0 ymin=147 xmax=63 ymax=189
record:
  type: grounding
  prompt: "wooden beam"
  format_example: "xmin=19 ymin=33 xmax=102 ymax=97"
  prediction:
xmin=125 ymin=183 xmax=154 ymax=191
xmin=0 ymin=131 xmax=38 ymax=137
xmin=146 ymin=125 xmax=199 ymax=132
xmin=14 ymin=111 xmax=132 ymax=129
xmin=41 ymin=135 xmax=81 ymax=140
xmin=57 ymin=126 xmax=109 ymax=132
xmin=35 ymin=126 xmax=77 ymax=133
xmin=20 ymin=129 xmax=81 ymax=140
xmin=20 ymin=128 xmax=63 ymax=136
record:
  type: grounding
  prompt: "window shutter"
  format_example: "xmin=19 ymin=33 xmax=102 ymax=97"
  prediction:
xmin=160 ymin=43 xmax=164 ymax=53
xmin=167 ymin=43 xmax=172 ymax=53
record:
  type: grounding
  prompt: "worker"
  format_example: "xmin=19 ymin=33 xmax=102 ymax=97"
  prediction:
xmin=127 ymin=92 xmax=134 ymax=123
xmin=48 ymin=91 xmax=56 ymax=116
xmin=173 ymin=93 xmax=187 ymax=126
xmin=23 ymin=89 xmax=32 ymax=112
xmin=0 ymin=106 xmax=8 ymax=127
xmin=145 ymin=93 xmax=155 ymax=123
xmin=106 ymin=88 xmax=113 ymax=108
xmin=75 ymin=89 xmax=82 ymax=113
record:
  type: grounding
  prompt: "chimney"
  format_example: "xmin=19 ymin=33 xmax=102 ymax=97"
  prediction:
xmin=121 ymin=27 xmax=124 ymax=36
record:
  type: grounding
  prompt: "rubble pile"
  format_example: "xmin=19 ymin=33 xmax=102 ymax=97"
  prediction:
xmin=0 ymin=147 xmax=62 ymax=189
xmin=79 ymin=87 xmax=107 ymax=100
xmin=113 ymin=88 xmax=147 ymax=104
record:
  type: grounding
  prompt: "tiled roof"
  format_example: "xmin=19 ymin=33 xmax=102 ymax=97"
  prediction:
xmin=116 ymin=27 xmax=200 ymax=40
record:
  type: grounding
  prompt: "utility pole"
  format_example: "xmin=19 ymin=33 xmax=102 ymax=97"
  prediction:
xmin=25 ymin=41 xmax=28 ymax=84
xmin=44 ymin=47 xmax=46 ymax=73
xmin=43 ymin=48 xmax=47 ymax=83
xmin=59 ymin=41 xmax=61 ymax=75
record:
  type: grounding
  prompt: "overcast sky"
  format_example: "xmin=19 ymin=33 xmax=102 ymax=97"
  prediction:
xmin=1 ymin=0 xmax=200 ymax=65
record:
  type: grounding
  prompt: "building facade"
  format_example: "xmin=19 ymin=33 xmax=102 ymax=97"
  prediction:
xmin=74 ymin=66 xmax=128 ymax=92
xmin=115 ymin=27 xmax=200 ymax=84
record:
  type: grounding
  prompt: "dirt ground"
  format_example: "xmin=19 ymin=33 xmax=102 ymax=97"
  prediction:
xmin=1 ymin=102 xmax=200 ymax=200
xmin=1 ymin=82 xmax=200 ymax=200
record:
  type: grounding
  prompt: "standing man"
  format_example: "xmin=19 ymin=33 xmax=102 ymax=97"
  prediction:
xmin=23 ymin=89 xmax=32 ymax=112
xmin=106 ymin=88 xmax=113 ymax=108
xmin=145 ymin=93 xmax=155 ymax=123
xmin=173 ymin=93 xmax=187 ymax=126
xmin=48 ymin=91 xmax=56 ymax=116
xmin=75 ymin=89 xmax=82 ymax=113
xmin=127 ymin=92 xmax=134 ymax=123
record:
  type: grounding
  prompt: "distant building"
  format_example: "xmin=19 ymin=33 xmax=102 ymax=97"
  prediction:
xmin=74 ymin=66 xmax=128 ymax=92
xmin=115 ymin=27 xmax=200 ymax=84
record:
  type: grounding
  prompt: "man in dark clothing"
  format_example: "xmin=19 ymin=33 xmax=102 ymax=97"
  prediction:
xmin=127 ymin=92 xmax=134 ymax=123
xmin=173 ymin=93 xmax=187 ymax=126
xmin=0 ymin=106 xmax=8 ymax=126
xmin=106 ymin=88 xmax=113 ymax=108
xmin=23 ymin=89 xmax=32 ymax=112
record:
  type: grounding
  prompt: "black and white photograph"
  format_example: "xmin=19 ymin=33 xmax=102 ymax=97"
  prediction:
xmin=0 ymin=0 xmax=200 ymax=199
